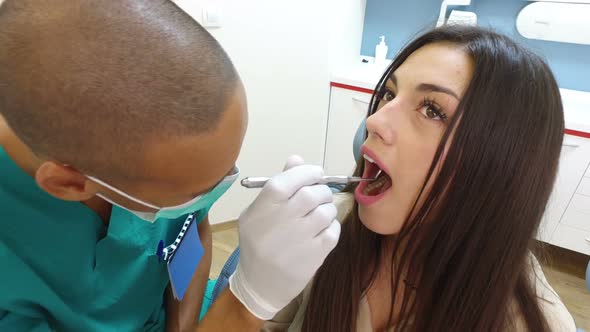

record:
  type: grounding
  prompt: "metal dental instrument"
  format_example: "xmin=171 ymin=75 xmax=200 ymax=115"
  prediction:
xmin=241 ymin=170 xmax=382 ymax=189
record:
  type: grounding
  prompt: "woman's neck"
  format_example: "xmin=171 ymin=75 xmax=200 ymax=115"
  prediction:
xmin=367 ymin=235 xmax=416 ymax=331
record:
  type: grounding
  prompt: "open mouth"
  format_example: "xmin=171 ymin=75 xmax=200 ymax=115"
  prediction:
xmin=362 ymin=154 xmax=393 ymax=196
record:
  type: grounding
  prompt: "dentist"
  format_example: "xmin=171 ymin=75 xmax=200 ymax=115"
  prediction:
xmin=0 ymin=0 xmax=340 ymax=331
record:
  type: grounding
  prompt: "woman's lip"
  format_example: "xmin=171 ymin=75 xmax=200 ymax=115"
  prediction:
xmin=360 ymin=145 xmax=390 ymax=177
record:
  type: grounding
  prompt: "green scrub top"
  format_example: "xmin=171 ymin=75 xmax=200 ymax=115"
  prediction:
xmin=0 ymin=146 xmax=209 ymax=331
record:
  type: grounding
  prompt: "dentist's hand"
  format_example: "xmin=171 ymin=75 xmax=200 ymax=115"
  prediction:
xmin=229 ymin=156 xmax=341 ymax=320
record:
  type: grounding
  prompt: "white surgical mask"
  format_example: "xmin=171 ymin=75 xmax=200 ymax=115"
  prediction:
xmin=87 ymin=167 xmax=239 ymax=223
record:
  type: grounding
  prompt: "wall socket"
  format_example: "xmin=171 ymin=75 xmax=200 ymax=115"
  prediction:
xmin=202 ymin=6 xmax=222 ymax=28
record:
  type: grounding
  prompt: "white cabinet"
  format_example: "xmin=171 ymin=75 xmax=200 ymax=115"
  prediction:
xmin=323 ymin=86 xmax=373 ymax=175
xmin=547 ymin=135 xmax=590 ymax=255
xmin=560 ymin=206 xmax=590 ymax=232
xmin=538 ymin=134 xmax=590 ymax=242
xmin=543 ymin=134 xmax=590 ymax=255
xmin=576 ymin=177 xmax=590 ymax=196
xmin=551 ymin=224 xmax=590 ymax=255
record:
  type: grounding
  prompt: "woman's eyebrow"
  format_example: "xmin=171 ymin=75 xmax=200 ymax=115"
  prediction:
xmin=390 ymin=73 xmax=460 ymax=100
xmin=417 ymin=83 xmax=459 ymax=100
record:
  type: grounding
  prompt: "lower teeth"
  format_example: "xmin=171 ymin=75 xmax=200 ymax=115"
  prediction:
xmin=363 ymin=175 xmax=391 ymax=196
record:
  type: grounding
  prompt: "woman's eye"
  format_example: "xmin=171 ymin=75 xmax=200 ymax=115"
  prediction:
xmin=425 ymin=106 xmax=439 ymax=119
xmin=382 ymin=89 xmax=395 ymax=102
xmin=420 ymin=99 xmax=447 ymax=121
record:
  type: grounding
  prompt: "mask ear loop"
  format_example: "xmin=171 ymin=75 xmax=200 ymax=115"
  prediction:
xmin=86 ymin=175 xmax=161 ymax=210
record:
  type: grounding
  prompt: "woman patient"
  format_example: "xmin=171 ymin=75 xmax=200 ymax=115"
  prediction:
xmin=264 ymin=25 xmax=577 ymax=331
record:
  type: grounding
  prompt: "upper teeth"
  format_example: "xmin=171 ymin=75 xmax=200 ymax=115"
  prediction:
xmin=364 ymin=154 xmax=376 ymax=164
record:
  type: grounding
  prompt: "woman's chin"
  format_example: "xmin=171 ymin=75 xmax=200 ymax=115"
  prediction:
xmin=358 ymin=205 xmax=404 ymax=235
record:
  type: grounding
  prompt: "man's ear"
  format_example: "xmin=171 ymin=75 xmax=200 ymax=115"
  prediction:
xmin=35 ymin=161 xmax=97 ymax=201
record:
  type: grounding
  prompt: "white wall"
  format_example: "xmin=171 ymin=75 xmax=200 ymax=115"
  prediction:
xmin=328 ymin=0 xmax=367 ymax=71
xmin=173 ymin=0 xmax=366 ymax=223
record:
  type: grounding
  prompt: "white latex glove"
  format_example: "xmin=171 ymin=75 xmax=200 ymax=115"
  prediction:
xmin=229 ymin=156 xmax=341 ymax=320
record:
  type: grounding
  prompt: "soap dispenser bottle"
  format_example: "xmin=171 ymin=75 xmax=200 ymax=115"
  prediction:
xmin=375 ymin=36 xmax=388 ymax=65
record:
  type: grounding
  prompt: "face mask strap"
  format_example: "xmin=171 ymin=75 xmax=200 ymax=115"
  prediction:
xmin=86 ymin=175 xmax=161 ymax=210
xmin=87 ymin=166 xmax=240 ymax=213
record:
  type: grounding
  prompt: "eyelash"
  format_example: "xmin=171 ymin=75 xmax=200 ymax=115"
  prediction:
xmin=421 ymin=97 xmax=447 ymax=122
xmin=379 ymin=88 xmax=448 ymax=122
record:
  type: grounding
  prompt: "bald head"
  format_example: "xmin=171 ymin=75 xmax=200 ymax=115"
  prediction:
xmin=0 ymin=0 xmax=241 ymax=178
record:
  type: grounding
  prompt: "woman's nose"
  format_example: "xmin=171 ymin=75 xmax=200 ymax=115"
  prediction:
xmin=365 ymin=104 xmax=396 ymax=145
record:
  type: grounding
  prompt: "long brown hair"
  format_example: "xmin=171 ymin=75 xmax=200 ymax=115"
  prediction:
xmin=303 ymin=25 xmax=563 ymax=331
